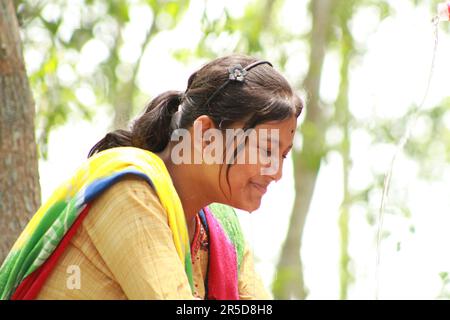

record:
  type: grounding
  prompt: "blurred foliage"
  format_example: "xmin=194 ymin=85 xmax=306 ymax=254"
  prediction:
xmin=15 ymin=0 xmax=190 ymax=158
xmin=438 ymin=272 xmax=450 ymax=299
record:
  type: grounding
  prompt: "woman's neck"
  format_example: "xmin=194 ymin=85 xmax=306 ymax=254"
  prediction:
xmin=156 ymin=148 xmax=211 ymax=243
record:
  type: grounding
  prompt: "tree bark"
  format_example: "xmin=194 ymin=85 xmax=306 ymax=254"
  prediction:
xmin=0 ymin=0 xmax=40 ymax=263
xmin=272 ymin=0 xmax=335 ymax=299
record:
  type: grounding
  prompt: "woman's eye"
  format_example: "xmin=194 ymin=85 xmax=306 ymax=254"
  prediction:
xmin=257 ymin=145 xmax=271 ymax=157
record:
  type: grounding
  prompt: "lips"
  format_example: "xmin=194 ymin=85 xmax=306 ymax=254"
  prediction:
xmin=251 ymin=182 xmax=268 ymax=194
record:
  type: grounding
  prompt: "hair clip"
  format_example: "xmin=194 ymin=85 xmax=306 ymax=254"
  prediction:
xmin=228 ymin=64 xmax=248 ymax=82
xmin=200 ymin=60 xmax=273 ymax=112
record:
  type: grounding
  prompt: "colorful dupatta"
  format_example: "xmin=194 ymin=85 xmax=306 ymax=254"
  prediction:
xmin=0 ymin=147 xmax=244 ymax=300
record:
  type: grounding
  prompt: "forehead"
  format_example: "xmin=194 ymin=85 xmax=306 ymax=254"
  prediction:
xmin=255 ymin=117 xmax=297 ymax=135
xmin=254 ymin=117 xmax=297 ymax=146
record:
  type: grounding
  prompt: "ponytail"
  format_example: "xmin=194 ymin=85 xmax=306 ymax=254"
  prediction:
xmin=88 ymin=90 xmax=183 ymax=158
xmin=132 ymin=90 xmax=183 ymax=152
xmin=87 ymin=129 xmax=132 ymax=158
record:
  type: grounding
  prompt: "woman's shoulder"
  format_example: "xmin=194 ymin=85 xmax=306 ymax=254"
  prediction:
xmin=86 ymin=174 xmax=166 ymax=227
xmin=100 ymin=174 xmax=159 ymax=203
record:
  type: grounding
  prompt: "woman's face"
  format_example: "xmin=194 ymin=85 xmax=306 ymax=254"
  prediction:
xmin=218 ymin=115 xmax=297 ymax=212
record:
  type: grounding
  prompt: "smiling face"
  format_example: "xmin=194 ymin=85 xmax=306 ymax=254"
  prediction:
xmin=217 ymin=115 xmax=297 ymax=212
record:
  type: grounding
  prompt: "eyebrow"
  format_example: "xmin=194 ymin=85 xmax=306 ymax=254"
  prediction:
xmin=265 ymin=138 xmax=293 ymax=154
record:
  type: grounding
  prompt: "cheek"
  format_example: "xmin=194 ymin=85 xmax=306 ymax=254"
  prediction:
xmin=225 ymin=143 xmax=266 ymax=195
xmin=220 ymin=164 xmax=265 ymax=212
xmin=227 ymin=163 xmax=263 ymax=207
xmin=228 ymin=164 xmax=255 ymax=191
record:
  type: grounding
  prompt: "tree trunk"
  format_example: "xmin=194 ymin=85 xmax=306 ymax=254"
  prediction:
xmin=336 ymin=17 xmax=352 ymax=300
xmin=0 ymin=0 xmax=40 ymax=264
xmin=272 ymin=0 xmax=334 ymax=299
xmin=335 ymin=2 xmax=358 ymax=299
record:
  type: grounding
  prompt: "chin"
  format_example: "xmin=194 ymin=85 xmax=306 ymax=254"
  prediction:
xmin=235 ymin=199 xmax=261 ymax=213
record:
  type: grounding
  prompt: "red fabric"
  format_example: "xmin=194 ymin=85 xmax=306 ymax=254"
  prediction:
xmin=11 ymin=204 xmax=239 ymax=300
xmin=203 ymin=207 xmax=239 ymax=300
xmin=190 ymin=215 xmax=203 ymax=260
xmin=11 ymin=204 xmax=91 ymax=300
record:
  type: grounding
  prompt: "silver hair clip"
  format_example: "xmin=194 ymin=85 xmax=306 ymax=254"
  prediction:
xmin=228 ymin=64 xmax=248 ymax=82
xmin=201 ymin=60 xmax=273 ymax=111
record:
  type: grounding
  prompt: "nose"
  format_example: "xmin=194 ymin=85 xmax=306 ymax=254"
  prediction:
xmin=272 ymin=160 xmax=283 ymax=182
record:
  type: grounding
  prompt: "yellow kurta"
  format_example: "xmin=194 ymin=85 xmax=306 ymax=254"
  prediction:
xmin=36 ymin=176 xmax=271 ymax=300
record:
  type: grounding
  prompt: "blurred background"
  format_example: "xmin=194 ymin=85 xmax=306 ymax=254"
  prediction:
xmin=1 ymin=0 xmax=450 ymax=299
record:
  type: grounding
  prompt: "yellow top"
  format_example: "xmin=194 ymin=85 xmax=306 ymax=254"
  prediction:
xmin=36 ymin=176 xmax=271 ymax=300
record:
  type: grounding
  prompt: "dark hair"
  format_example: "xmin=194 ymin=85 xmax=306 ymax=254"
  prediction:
xmin=88 ymin=54 xmax=303 ymax=158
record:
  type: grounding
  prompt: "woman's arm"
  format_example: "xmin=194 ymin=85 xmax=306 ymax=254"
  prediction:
xmin=84 ymin=175 xmax=194 ymax=299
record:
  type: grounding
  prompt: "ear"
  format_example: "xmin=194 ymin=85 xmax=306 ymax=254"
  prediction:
xmin=194 ymin=115 xmax=216 ymax=131
xmin=193 ymin=115 xmax=217 ymax=148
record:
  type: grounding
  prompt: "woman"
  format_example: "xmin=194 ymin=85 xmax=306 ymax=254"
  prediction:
xmin=0 ymin=54 xmax=303 ymax=300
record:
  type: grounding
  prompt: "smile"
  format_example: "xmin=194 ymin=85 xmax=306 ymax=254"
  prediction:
xmin=251 ymin=182 xmax=267 ymax=195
